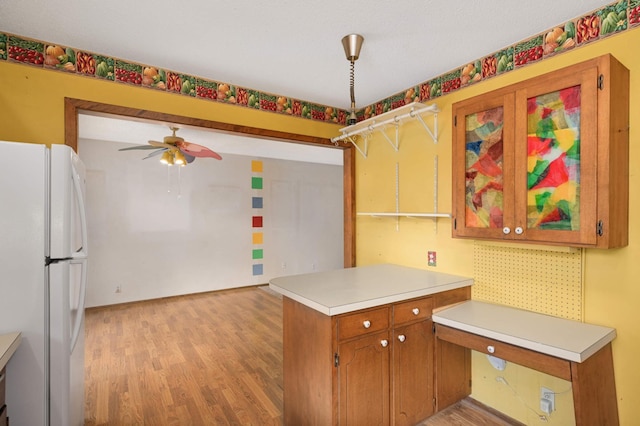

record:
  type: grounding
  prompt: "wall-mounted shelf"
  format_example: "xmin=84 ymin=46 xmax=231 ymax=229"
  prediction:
xmin=331 ymin=102 xmax=439 ymax=158
xmin=357 ymin=212 xmax=452 ymax=218
xmin=357 ymin=161 xmax=450 ymax=231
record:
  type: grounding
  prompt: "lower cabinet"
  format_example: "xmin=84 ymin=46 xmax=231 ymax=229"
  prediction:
xmin=392 ymin=320 xmax=434 ymax=426
xmin=282 ymin=286 xmax=469 ymax=425
xmin=338 ymin=330 xmax=390 ymax=425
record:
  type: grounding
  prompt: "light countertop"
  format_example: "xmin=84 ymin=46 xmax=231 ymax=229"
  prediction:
xmin=0 ymin=332 xmax=21 ymax=371
xmin=433 ymin=301 xmax=616 ymax=363
xmin=269 ymin=264 xmax=473 ymax=316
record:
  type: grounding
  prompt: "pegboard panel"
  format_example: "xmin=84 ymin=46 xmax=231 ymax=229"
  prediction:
xmin=472 ymin=241 xmax=583 ymax=321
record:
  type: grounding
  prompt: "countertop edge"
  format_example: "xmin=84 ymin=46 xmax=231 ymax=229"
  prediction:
xmin=0 ymin=332 xmax=22 ymax=371
xmin=270 ymin=280 xmax=473 ymax=316
xmin=433 ymin=301 xmax=617 ymax=363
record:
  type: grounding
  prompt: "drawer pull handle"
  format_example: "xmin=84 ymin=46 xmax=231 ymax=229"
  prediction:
xmin=487 ymin=345 xmax=495 ymax=354
xmin=380 ymin=339 xmax=389 ymax=348
xmin=515 ymin=226 xmax=524 ymax=235
xmin=412 ymin=308 xmax=420 ymax=315
xmin=503 ymin=226 xmax=511 ymax=235
xmin=363 ymin=320 xmax=371 ymax=329
xmin=397 ymin=334 xmax=406 ymax=343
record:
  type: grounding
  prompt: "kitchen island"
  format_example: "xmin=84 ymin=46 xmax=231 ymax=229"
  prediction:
xmin=269 ymin=263 xmax=473 ymax=426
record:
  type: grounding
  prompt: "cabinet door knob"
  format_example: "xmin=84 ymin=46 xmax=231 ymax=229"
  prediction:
xmin=487 ymin=345 xmax=495 ymax=354
xmin=363 ymin=320 xmax=371 ymax=329
xmin=502 ymin=227 xmax=511 ymax=234
xmin=380 ymin=339 xmax=389 ymax=348
xmin=397 ymin=334 xmax=406 ymax=343
xmin=412 ymin=308 xmax=420 ymax=315
xmin=515 ymin=226 xmax=523 ymax=235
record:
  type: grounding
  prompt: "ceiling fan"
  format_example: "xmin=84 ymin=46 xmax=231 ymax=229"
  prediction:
xmin=119 ymin=126 xmax=222 ymax=166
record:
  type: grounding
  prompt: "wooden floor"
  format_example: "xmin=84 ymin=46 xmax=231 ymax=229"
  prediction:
xmin=84 ymin=286 xmax=520 ymax=425
xmin=84 ymin=286 xmax=284 ymax=425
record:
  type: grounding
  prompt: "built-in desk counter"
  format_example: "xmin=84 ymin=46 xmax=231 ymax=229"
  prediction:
xmin=433 ymin=301 xmax=618 ymax=425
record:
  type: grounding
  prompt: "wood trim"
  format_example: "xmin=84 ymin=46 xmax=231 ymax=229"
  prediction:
xmin=571 ymin=343 xmax=619 ymax=425
xmin=63 ymin=97 xmax=356 ymax=268
xmin=436 ymin=325 xmax=572 ymax=381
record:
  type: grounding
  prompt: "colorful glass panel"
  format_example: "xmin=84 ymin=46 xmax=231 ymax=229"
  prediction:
xmin=464 ymin=106 xmax=504 ymax=228
xmin=526 ymin=85 xmax=581 ymax=230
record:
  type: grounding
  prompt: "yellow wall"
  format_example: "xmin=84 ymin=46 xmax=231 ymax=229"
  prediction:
xmin=0 ymin=60 xmax=342 ymax=145
xmin=356 ymin=27 xmax=640 ymax=425
xmin=2 ymin=26 xmax=639 ymax=425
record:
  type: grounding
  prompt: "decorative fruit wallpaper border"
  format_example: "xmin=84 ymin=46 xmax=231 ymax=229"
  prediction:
xmin=0 ymin=0 xmax=637 ymax=126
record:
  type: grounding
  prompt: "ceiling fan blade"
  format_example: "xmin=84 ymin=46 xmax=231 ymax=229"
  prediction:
xmin=118 ymin=144 xmax=159 ymax=151
xmin=148 ymin=140 xmax=177 ymax=150
xmin=175 ymin=141 xmax=222 ymax=160
xmin=142 ymin=148 xmax=168 ymax=159
xmin=183 ymin=152 xmax=196 ymax=163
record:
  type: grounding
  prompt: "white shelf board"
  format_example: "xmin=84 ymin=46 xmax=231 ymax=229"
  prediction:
xmin=357 ymin=212 xmax=451 ymax=218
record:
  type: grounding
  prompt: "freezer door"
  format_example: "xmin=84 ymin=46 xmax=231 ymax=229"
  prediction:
xmin=49 ymin=259 xmax=86 ymax=426
xmin=50 ymin=144 xmax=88 ymax=259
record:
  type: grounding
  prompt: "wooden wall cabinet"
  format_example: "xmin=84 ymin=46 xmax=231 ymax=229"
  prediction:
xmin=452 ymin=54 xmax=629 ymax=248
xmin=283 ymin=287 xmax=469 ymax=425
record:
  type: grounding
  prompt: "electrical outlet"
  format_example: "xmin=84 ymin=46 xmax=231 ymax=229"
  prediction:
xmin=428 ymin=251 xmax=437 ymax=266
xmin=541 ymin=386 xmax=555 ymax=413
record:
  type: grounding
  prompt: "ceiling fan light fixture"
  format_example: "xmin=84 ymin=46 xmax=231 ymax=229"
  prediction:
xmin=160 ymin=150 xmax=174 ymax=165
xmin=341 ymin=34 xmax=364 ymax=126
xmin=174 ymin=150 xmax=187 ymax=166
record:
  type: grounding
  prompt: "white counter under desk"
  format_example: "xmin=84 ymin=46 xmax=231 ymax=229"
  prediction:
xmin=433 ymin=300 xmax=618 ymax=425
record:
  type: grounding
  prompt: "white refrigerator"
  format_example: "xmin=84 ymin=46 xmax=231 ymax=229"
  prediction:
xmin=0 ymin=141 xmax=87 ymax=426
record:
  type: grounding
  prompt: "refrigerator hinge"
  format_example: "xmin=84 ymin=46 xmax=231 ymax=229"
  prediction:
xmin=334 ymin=353 xmax=339 ymax=367
xmin=598 ymin=74 xmax=604 ymax=90
xmin=597 ymin=220 xmax=604 ymax=236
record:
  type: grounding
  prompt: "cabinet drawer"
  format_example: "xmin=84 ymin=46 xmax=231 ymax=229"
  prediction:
xmin=436 ymin=324 xmax=571 ymax=381
xmin=338 ymin=307 xmax=389 ymax=340
xmin=393 ymin=297 xmax=433 ymax=325
xmin=0 ymin=367 xmax=5 ymax=407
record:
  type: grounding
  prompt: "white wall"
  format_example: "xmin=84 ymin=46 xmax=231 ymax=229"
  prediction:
xmin=79 ymin=138 xmax=344 ymax=307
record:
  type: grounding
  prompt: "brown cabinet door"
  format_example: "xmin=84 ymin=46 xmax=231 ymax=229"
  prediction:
xmin=338 ymin=331 xmax=390 ymax=426
xmin=392 ymin=320 xmax=434 ymax=426
xmin=513 ymin=65 xmax=598 ymax=245
xmin=452 ymin=91 xmax=516 ymax=240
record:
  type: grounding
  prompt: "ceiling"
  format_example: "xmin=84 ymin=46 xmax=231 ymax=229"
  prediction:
xmin=1 ymin=0 xmax=612 ymax=110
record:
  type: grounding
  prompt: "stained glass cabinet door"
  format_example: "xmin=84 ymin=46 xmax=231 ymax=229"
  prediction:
xmin=452 ymin=92 xmax=516 ymax=240
xmin=513 ymin=67 xmax=598 ymax=245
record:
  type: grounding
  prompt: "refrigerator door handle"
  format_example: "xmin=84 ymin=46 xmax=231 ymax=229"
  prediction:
xmin=69 ymin=257 xmax=87 ymax=353
xmin=70 ymin=164 xmax=88 ymax=259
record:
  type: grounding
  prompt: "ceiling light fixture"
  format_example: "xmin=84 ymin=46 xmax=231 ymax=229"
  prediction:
xmin=341 ymin=34 xmax=364 ymax=125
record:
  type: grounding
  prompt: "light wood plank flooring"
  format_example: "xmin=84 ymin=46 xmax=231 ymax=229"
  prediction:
xmin=84 ymin=286 xmax=283 ymax=425
xmin=84 ymin=286 xmax=520 ymax=425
